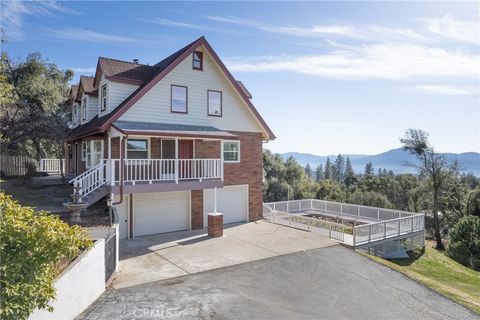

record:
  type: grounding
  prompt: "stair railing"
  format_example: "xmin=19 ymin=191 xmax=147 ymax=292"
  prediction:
xmin=69 ymin=160 xmax=107 ymax=201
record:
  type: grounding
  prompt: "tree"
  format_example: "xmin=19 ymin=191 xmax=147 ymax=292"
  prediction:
xmin=0 ymin=193 xmax=92 ymax=319
xmin=332 ymin=154 xmax=345 ymax=183
xmin=348 ymin=191 xmax=393 ymax=209
xmin=0 ymin=52 xmax=73 ymax=160
xmin=304 ymin=163 xmax=313 ymax=179
xmin=446 ymin=215 xmax=480 ymax=271
xmin=315 ymin=164 xmax=324 ymax=181
xmin=316 ymin=180 xmax=346 ymax=202
xmin=324 ymin=158 xmax=333 ymax=180
xmin=364 ymin=162 xmax=374 ymax=177
xmin=344 ymin=157 xmax=356 ymax=187
xmin=401 ymin=128 xmax=458 ymax=250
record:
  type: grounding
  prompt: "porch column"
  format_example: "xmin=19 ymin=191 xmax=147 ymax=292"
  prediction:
xmin=220 ymin=139 xmax=224 ymax=181
xmin=175 ymin=138 xmax=179 ymax=184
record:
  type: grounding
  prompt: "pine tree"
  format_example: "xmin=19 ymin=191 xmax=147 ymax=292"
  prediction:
xmin=365 ymin=162 xmax=374 ymax=176
xmin=333 ymin=154 xmax=345 ymax=183
xmin=324 ymin=158 xmax=333 ymax=180
xmin=344 ymin=157 xmax=356 ymax=186
xmin=305 ymin=163 xmax=313 ymax=179
xmin=316 ymin=164 xmax=324 ymax=181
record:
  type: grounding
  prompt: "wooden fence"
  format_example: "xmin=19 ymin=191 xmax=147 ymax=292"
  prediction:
xmin=0 ymin=155 xmax=36 ymax=176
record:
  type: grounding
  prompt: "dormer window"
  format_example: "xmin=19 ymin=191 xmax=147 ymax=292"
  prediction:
xmin=101 ymin=84 xmax=108 ymax=111
xmin=192 ymin=51 xmax=203 ymax=70
xmin=82 ymin=98 xmax=87 ymax=120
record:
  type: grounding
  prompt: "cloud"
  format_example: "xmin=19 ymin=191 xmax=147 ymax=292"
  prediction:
xmin=422 ymin=14 xmax=479 ymax=44
xmin=136 ymin=18 xmax=206 ymax=30
xmin=413 ymin=84 xmax=478 ymax=96
xmin=225 ymin=44 xmax=479 ymax=80
xmin=45 ymin=27 xmax=139 ymax=43
xmin=72 ymin=67 xmax=96 ymax=73
xmin=1 ymin=1 xmax=80 ymax=40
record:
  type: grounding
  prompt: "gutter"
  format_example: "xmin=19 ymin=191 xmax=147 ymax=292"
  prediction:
xmin=112 ymin=131 xmax=128 ymax=206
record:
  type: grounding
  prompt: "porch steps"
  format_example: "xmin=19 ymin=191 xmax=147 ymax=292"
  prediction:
xmin=80 ymin=185 xmax=110 ymax=208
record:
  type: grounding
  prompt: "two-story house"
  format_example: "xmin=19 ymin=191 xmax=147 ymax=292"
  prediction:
xmin=65 ymin=36 xmax=275 ymax=239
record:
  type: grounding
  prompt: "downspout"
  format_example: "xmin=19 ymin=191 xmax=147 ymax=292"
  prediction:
xmin=112 ymin=132 xmax=129 ymax=206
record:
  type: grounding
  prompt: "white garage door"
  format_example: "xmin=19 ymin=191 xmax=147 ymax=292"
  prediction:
xmin=134 ymin=191 xmax=190 ymax=237
xmin=204 ymin=185 xmax=248 ymax=225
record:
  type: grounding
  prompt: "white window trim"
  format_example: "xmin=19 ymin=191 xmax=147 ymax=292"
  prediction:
xmin=82 ymin=97 xmax=88 ymax=121
xmin=100 ymin=83 xmax=108 ymax=112
xmin=125 ymin=137 xmax=150 ymax=159
xmin=223 ymin=140 xmax=240 ymax=163
xmin=85 ymin=140 xmax=104 ymax=169
xmin=81 ymin=141 xmax=87 ymax=160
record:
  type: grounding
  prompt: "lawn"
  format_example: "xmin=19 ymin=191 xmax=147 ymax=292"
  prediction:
xmin=365 ymin=241 xmax=480 ymax=314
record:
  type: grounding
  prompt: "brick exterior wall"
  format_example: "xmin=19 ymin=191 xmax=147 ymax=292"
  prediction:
xmin=189 ymin=132 xmax=263 ymax=226
xmin=191 ymin=190 xmax=203 ymax=229
xmin=224 ymin=131 xmax=263 ymax=221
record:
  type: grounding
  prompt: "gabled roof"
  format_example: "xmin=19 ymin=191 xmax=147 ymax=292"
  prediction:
xmin=69 ymin=85 xmax=78 ymax=101
xmin=67 ymin=36 xmax=275 ymax=141
xmin=77 ymin=76 xmax=97 ymax=100
xmin=96 ymin=58 xmax=158 ymax=85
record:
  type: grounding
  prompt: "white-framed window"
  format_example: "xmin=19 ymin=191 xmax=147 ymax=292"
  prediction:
xmin=101 ymin=84 xmax=108 ymax=111
xmin=171 ymin=85 xmax=187 ymax=113
xmin=208 ymin=90 xmax=222 ymax=116
xmin=82 ymin=98 xmax=87 ymax=120
xmin=81 ymin=141 xmax=87 ymax=160
xmin=192 ymin=51 xmax=203 ymax=70
xmin=223 ymin=140 xmax=240 ymax=163
xmin=73 ymin=105 xmax=78 ymax=123
xmin=83 ymin=140 xmax=103 ymax=168
xmin=126 ymin=139 xmax=148 ymax=159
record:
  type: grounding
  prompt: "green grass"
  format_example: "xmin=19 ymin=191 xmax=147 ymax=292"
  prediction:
xmin=364 ymin=241 xmax=480 ymax=314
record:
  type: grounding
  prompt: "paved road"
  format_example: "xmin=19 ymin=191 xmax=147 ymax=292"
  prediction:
xmin=81 ymin=246 xmax=479 ymax=320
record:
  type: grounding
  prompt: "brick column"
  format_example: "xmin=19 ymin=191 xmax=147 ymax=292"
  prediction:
xmin=208 ymin=213 xmax=223 ymax=237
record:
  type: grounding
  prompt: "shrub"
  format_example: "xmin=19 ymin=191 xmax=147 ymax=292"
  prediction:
xmin=446 ymin=215 xmax=480 ymax=271
xmin=0 ymin=192 xmax=92 ymax=320
xmin=347 ymin=190 xmax=393 ymax=209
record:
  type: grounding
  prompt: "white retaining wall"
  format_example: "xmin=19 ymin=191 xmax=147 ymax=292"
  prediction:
xmin=29 ymin=239 xmax=106 ymax=320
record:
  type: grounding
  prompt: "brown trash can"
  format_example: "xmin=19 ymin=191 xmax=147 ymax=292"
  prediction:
xmin=208 ymin=212 xmax=223 ymax=237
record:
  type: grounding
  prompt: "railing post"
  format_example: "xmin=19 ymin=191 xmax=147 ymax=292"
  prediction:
xmin=411 ymin=217 xmax=414 ymax=232
xmin=175 ymin=159 xmax=179 ymax=184
xmin=398 ymin=220 xmax=401 ymax=235
xmin=377 ymin=209 xmax=380 ymax=220
xmin=368 ymin=224 xmax=372 ymax=243
xmin=384 ymin=222 xmax=387 ymax=239
xmin=109 ymin=160 xmax=115 ymax=186
xmin=352 ymin=227 xmax=356 ymax=247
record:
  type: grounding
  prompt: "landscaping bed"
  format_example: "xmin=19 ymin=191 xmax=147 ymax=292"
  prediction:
xmin=364 ymin=241 xmax=480 ymax=314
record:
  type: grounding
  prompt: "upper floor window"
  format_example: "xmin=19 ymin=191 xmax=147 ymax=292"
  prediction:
xmin=126 ymin=139 xmax=148 ymax=159
xmin=101 ymin=84 xmax=108 ymax=111
xmin=171 ymin=85 xmax=188 ymax=113
xmin=208 ymin=90 xmax=222 ymax=116
xmin=82 ymin=98 xmax=87 ymax=120
xmin=73 ymin=105 xmax=78 ymax=123
xmin=223 ymin=141 xmax=240 ymax=163
xmin=192 ymin=51 xmax=203 ymax=70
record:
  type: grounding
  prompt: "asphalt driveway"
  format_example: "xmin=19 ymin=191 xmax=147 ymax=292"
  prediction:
xmin=81 ymin=245 xmax=479 ymax=320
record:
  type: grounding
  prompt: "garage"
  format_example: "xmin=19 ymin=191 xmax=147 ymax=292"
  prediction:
xmin=133 ymin=191 xmax=190 ymax=237
xmin=204 ymin=185 xmax=249 ymax=225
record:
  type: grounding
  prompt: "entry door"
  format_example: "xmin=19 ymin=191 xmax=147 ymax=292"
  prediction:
xmin=179 ymin=140 xmax=193 ymax=178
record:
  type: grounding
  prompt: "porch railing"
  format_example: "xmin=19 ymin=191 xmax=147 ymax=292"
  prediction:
xmin=111 ymin=158 xmax=223 ymax=184
xmin=38 ymin=159 xmax=66 ymax=174
xmin=69 ymin=160 xmax=107 ymax=201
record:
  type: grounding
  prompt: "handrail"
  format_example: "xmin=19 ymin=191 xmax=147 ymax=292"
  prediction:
xmin=38 ymin=158 xmax=66 ymax=174
xmin=69 ymin=160 xmax=107 ymax=200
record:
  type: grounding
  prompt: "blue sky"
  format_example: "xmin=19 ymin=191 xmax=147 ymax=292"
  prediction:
xmin=2 ymin=1 xmax=479 ymax=155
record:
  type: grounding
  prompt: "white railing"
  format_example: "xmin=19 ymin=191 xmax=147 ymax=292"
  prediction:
xmin=69 ymin=160 xmax=107 ymax=200
xmin=38 ymin=159 xmax=66 ymax=174
xmin=112 ymin=158 xmax=222 ymax=184
xmin=263 ymin=199 xmax=425 ymax=247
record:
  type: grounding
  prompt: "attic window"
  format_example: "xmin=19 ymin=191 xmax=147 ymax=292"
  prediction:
xmin=192 ymin=51 xmax=203 ymax=70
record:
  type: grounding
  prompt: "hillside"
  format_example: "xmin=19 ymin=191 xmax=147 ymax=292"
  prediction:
xmin=280 ymin=148 xmax=480 ymax=176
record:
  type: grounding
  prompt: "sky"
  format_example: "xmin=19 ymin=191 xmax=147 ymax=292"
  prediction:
xmin=1 ymin=1 xmax=479 ymax=155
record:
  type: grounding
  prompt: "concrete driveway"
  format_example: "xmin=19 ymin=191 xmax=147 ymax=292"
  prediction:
xmin=113 ymin=221 xmax=335 ymax=288
xmin=81 ymin=245 xmax=479 ymax=320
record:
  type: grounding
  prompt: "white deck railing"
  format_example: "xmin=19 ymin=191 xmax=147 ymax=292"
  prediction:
xmin=263 ymin=199 xmax=425 ymax=247
xmin=111 ymin=158 xmax=223 ymax=184
xmin=69 ymin=160 xmax=107 ymax=201
xmin=38 ymin=159 xmax=66 ymax=174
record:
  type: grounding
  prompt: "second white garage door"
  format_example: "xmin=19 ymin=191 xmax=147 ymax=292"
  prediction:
xmin=204 ymin=185 xmax=249 ymax=225
xmin=134 ymin=191 xmax=190 ymax=237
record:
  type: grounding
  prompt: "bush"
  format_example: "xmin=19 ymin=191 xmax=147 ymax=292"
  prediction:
xmin=0 ymin=192 xmax=92 ymax=320
xmin=347 ymin=190 xmax=393 ymax=209
xmin=446 ymin=215 xmax=480 ymax=271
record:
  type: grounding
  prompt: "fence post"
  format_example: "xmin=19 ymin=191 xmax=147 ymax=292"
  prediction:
xmin=310 ymin=199 xmax=313 ymax=210
xmin=411 ymin=217 xmax=414 ymax=232
xmin=384 ymin=222 xmax=387 ymax=239
xmin=368 ymin=224 xmax=372 ymax=243
xmin=352 ymin=227 xmax=356 ymax=247
xmin=377 ymin=209 xmax=380 ymax=220
xmin=398 ymin=220 xmax=401 ymax=235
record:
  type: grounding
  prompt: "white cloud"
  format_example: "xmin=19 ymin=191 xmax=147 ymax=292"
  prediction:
xmin=45 ymin=27 xmax=139 ymax=43
xmin=413 ymin=84 xmax=478 ymax=96
xmin=137 ymin=18 xmax=205 ymax=30
xmin=225 ymin=44 xmax=480 ymax=80
xmin=72 ymin=67 xmax=96 ymax=73
xmin=422 ymin=14 xmax=479 ymax=44
xmin=1 ymin=1 xmax=79 ymax=40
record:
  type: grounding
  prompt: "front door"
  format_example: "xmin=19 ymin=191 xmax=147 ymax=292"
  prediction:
xmin=179 ymin=140 xmax=193 ymax=179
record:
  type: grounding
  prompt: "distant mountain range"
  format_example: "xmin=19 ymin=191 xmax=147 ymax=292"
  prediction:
xmin=280 ymin=148 xmax=480 ymax=176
